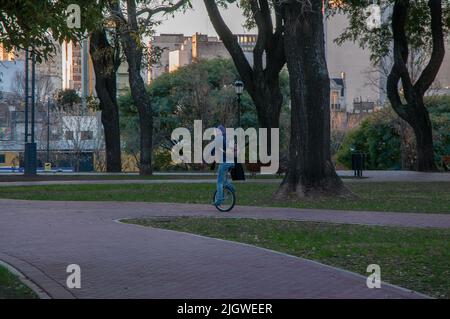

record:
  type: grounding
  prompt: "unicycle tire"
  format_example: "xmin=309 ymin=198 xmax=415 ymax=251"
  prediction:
xmin=213 ymin=186 xmax=236 ymax=212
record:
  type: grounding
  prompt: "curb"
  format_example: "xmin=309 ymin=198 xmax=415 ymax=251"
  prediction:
xmin=0 ymin=259 xmax=51 ymax=299
xmin=0 ymin=252 xmax=75 ymax=299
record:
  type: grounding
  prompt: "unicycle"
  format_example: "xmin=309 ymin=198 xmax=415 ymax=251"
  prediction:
xmin=213 ymin=185 xmax=236 ymax=212
xmin=213 ymin=167 xmax=236 ymax=212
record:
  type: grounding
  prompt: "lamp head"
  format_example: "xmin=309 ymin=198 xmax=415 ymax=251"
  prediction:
xmin=234 ymin=80 xmax=244 ymax=95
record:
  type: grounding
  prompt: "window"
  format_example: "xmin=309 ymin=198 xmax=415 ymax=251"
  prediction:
xmin=331 ymin=90 xmax=340 ymax=110
xmin=0 ymin=109 xmax=8 ymax=126
xmin=0 ymin=154 xmax=5 ymax=164
xmin=65 ymin=131 xmax=74 ymax=140
xmin=80 ymin=131 xmax=93 ymax=140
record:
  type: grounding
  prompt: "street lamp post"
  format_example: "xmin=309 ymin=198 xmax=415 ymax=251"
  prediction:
xmin=234 ymin=80 xmax=244 ymax=127
xmin=24 ymin=49 xmax=37 ymax=176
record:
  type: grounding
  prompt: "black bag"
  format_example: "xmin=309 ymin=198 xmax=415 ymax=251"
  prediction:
xmin=230 ymin=163 xmax=246 ymax=181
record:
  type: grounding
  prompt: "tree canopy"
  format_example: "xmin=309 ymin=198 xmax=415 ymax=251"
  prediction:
xmin=0 ymin=0 xmax=103 ymax=61
xmin=336 ymin=96 xmax=450 ymax=170
xmin=119 ymin=58 xmax=290 ymax=164
xmin=331 ymin=0 xmax=450 ymax=171
xmin=331 ymin=0 xmax=450 ymax=63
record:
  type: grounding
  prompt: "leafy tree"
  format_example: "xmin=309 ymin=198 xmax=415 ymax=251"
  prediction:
xmin=337 ymin=109 xmax=402 ymax=170
xmin=0 ymin=0 xmax=102 ymax=61
xmin=119 ymin=58 xmax=269 ymax=169
xmin=118 ymin=91 xmax=141 ymax=169
xmin=55 ymin=89 xmax=82 ymax=109
xmin=333 ymin=0 xmax=450 ymax=171
xmin=152 ymin=58 xmax=259 ymax=135
xmin=1 ymin=1 xmax=120 ymax=171
xmin=109 ymin=0 xmax=190 ymax=175
xmin=427 ymin=96 xmax=450 ymax=165
xmin=119 ymin=58 xmax=294 ymax=170
xmin=203 ymin=0 xmax=286 ymax=135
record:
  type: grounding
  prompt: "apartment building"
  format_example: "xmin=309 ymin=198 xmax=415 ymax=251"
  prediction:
xmin=149 ymin=34 xmax=188 ymax=81
xmin=150 ymin=33 xmax=258 ymax=79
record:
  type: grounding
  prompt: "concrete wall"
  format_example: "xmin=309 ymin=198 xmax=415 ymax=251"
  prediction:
xmin=435 ymin=40 xmax=450 ymax=89
xmin=192 ymin=33 xmax=230 ymax=61
xmin=331 ymin=110 xmax=372 ymax=132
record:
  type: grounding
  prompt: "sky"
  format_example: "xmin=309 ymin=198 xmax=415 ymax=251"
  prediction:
xmin=154 ymin=0 xmax=254 ymax=37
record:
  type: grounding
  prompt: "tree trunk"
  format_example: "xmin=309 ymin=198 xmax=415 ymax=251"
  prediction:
xmin=398 ymin=119 xmax=415 ymax=170
xmin=124 ymin=49 xmax=153 ymax=175
xmin=120 ymin=0 xmax=153 ymax=176
xmin=89 ymin=29 xmax=122 ymax=172
xmin=389 ymin=92 xmax=438 ymax=172
xmin=412 ymin=100 xmax=436 ymax=171
xmin=252 ymin=80 xmax=282 ymax=156
xmin=276 ymin=1 xmax=348 ymax=199
xmin=122 ymin=50 xmax=153 ymax=174
xmin=251 ymin=77 xmax=283 ymax=130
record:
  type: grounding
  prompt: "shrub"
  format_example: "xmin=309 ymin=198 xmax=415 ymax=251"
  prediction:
xmin=336 ymin=96 xmax=450 ymax=170
xmin=336 ymin=108 xmax=401 ymax=170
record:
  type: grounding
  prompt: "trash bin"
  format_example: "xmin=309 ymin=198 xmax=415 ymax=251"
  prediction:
xmin=351 ymin=152 xmax=365 ymax=177
xmin=44 ymin=162 xmax=52 ymax=172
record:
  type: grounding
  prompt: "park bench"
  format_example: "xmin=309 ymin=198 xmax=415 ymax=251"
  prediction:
xmin=245 ymin=160 xmax=287 ymax=177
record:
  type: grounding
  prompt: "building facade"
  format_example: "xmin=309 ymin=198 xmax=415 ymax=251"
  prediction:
xmin=0 ymin=100 xmax=102 ymax=172
xmin=150 ymin=33 xmax=258 ymax=80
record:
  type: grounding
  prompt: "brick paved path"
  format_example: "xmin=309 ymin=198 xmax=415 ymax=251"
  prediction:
xmin=1 ymin=199 xmax=441 ymax=299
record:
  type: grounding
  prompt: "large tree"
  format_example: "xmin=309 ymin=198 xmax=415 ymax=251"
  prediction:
xmin=89 ymin=26 xmax=122 ymax=172
xmin=203 ymin=0 xmax=285 ymax=133
xmin=276 ymin=0 xmax=348 ymax=198
xmin=335 ymin=0 xmax=450 ymax=171
xmin=387 ymin=0 xmax=445 ymax=171
xmin=109 ymin=0 xmax=188 ymax=175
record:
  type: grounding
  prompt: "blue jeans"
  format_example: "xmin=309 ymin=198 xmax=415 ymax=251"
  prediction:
xmin=215 ymin=163 xmax=235 ymax=205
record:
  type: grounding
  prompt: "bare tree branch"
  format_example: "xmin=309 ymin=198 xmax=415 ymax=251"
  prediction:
xmin=136 ymin=0 xmax=188 ymax=17
xmin=203 ymin=0 xmax=254 ymax=92
xmin=414 ymin=0 xmax=445 ymax=95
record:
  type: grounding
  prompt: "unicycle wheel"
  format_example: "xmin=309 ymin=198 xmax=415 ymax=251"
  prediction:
xmin=213 ymin=186 xmax=236 ymax=212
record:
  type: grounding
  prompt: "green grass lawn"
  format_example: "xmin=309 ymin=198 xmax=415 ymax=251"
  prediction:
xmin=124 ymin=217 xmax=450 ymax=298
xmin=0 ymin=181 xmax=448 ymax=213
xmin=0 ymin=266 xmax=38 ymax=299
xmin=0 ymin=174 xmax=216 ymax=183
xmin=0 ymin=173 xmax=284 ymax=183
